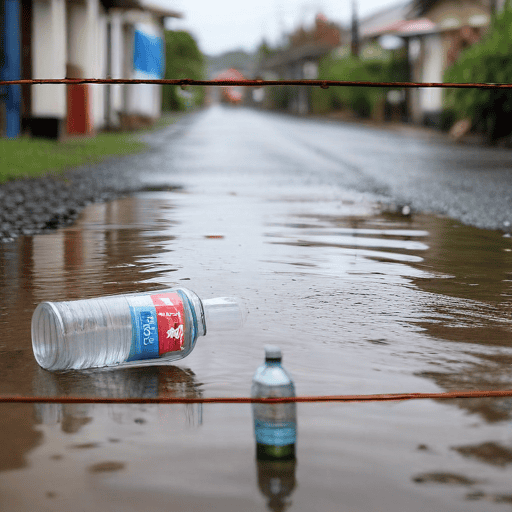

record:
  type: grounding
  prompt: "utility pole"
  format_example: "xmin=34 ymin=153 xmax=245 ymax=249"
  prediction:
xmin=490 ymin=0 xmax=497 ymax=17
xmin=351 ymin=0 xmax=359 ymax=57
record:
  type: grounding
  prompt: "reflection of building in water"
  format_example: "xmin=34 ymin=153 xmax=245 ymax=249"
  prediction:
xmin=257 ymin=459 xmax=297 ymax=512
xmin=29 ymin=197 xmax=176 ymax=303
xmin=0 ymin=404 xmax=43 ymax=472
xmin=372 ymin=214 xmax=512 ymax=425
xmin=33 ymin=365 xmax=203 ymax=430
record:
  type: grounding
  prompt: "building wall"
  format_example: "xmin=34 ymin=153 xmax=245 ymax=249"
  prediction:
xmin=29 ymin=0 xmax=165 ymax=136
xmin=423 ymin=0 xmax=490 ymax=28
xmin=67 ymin=2 xmax=87 ymax=77
xmin=72 ymin=0 xmax=106 ymax=130
xmin=417 ymin=0 xmax=491 ymax=126
xmin=122 ymin=10 xmax=164 ymax=120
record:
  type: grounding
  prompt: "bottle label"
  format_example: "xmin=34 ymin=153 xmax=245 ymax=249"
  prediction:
xmin=126 ymin=292 xmax=185 ymax=361
xmin=254 ymin=420 xmax=297 ymax=446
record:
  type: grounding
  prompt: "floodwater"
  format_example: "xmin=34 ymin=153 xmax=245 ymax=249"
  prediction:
xmin=1 ymin=107 xmax=512 ymax=511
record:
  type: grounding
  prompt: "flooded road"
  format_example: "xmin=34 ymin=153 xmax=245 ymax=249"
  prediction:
xmin=1 ymin=106 xmax=512 ymax=511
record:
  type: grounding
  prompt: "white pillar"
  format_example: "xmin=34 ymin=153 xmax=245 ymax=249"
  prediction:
xmin=84 ymin=0 xmax=106 ymax=129
xmin=109 ymin=9 xmax=123 ymax=124
xmin=419 ymin=34 xmax=444 ymax=122
xmin=32 ymin=0 xmax=67 ymax=117
xmin=91 ymin=11 xmax=106 ymax=128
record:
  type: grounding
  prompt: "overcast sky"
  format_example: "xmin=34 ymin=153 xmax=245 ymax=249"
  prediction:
xmin=158 ymin=0 xmax=406 ymax=55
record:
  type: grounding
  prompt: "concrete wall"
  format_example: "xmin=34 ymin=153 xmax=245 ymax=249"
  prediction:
xmin=66 ymin=0 xmax=106 ymax=131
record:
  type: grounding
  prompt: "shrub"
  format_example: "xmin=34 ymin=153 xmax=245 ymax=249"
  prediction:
xmin=162 ymin=31 xmax=205 ymax=111
xmin=313 ymin=48 xmax=408 ymax=118
xmin=444 ymin=2 xmax=512 ymax=143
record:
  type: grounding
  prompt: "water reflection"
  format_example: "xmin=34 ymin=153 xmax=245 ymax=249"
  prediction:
xmin=0 ymin=194 xmax=194 ymax=495
xmin=0 ymin=196 xmax=178 ymax=394
xmin=256 ymin=459 xmax=297 ymax=512
xmin=268 ymin=209 xmax=512 ymax=422
xmin=407 ymin=215 xmax=512 ymax=426
xmin=2 ymin=172 xmax=512 ymax=508
xmin=0 ymin=404 xmax=42 ymax=472
xmin=33 ymin=365 xmax=204 ymax=430
xmin=253 ymin=401 xmax=297 ymax=511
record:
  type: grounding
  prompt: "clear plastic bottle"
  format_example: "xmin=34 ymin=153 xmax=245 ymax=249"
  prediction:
xmin=251 ymin=345 xmax=297 ymax=461
xmin=31 ymin=287 xmax=246 ymax=371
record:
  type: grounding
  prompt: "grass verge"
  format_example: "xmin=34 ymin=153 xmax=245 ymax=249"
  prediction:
xmin=0 ymin=113 xmax=180 ymax=184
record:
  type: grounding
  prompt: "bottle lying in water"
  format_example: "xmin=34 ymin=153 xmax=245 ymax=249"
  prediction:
xmin=31 ymin=287 xmax=246 ymax=371
xmin=252 ymin=346 xmax=297 ymax=461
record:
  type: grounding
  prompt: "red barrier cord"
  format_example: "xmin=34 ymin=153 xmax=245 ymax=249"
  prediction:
xmin=0 ymin=389 xmax=511 ymax=404
xmin=2 ymin=78 xmax=512 ymax=89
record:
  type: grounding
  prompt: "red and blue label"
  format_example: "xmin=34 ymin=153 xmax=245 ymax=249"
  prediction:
xmin=127 ymin=292 xmax=185 ymax=361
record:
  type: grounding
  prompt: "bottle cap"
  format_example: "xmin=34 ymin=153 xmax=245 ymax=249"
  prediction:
xmin=202 ymin=297 xmax=247 ymax=333
xmin=264 ymin=345 xmax=282 ymax=361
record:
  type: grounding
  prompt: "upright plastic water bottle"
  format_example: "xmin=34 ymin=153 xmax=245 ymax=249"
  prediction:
xmin=251 ymin=346 xmax=297 ymax=461
xmin=31 ymin=287 xmax=246 ymax=371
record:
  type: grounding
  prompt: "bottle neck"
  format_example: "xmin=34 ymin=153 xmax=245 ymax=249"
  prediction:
xmin=265 ymin=358 xmax=282 ymax=366
xmin=179 ymin=288 xmax=206 ymax=337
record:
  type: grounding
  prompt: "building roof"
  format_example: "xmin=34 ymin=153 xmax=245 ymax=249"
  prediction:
xmin=364 ymin=17 xmax=437 ymax=37
xmin=101 ymin=0 xmax=182 ymax=17
xmin=138 ymin=0 xmax=183 ymax=18
xmin=140 ymin=2 xmax=183 ymax=18
xmin=262 ymin=42 xmax=335 ymax=70
xmin=359 ymin=1 xmax=411 ymax=38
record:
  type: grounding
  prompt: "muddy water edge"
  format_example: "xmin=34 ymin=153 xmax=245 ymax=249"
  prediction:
xmin=0 ymin=182 xmax=512 ymax=511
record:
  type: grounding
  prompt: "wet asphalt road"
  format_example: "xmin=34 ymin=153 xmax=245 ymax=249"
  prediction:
xmin=138 ymin=106 xmax=512 ymax=231
xmin=2 ymin=105 xmax=512 ymax=240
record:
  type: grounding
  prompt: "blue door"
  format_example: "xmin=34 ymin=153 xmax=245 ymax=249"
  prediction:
xmin=1 ymin=0 xmax=21 ymax=138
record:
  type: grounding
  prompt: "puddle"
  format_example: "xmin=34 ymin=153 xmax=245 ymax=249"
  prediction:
xmin=1 ymin=132 xmax=512 ymax=510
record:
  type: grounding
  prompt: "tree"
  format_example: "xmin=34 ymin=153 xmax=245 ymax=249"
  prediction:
xmin=162 ymin=31 xmax=205 ymax=111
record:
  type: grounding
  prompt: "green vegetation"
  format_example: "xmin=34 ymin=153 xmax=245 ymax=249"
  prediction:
xmin=312 ymin=45 xmax=408 ymax=118
xmin=444 ymin=2 xmax=512 ymax=143
xmin=208 ymin=48 xmax=259 ymax=77
xmin=0 ymin=130 xmax=148 ymax=183
xmin=162 ymin=30 xmax=205 ymax=111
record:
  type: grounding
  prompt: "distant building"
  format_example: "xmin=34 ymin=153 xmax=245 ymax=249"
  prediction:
xmin=360 ymin=0 xmax=500 ymax=127
xmin=0 ymin=0 xmax=181 ymax=139
xmin=214 ymin=68 xmax=246 ymax=104
xmin=261 ymin=14 xmax=347 ymax=114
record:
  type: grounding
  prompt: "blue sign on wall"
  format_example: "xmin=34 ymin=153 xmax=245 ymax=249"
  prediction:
xmin=133 ymin=30 xmax=164 ymax=79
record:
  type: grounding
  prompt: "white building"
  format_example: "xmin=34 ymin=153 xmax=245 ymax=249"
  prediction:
xmin=360 ymin=0 xmax=496 ymax=127
xmin=29 ymin=0 xmax=181 ymax=138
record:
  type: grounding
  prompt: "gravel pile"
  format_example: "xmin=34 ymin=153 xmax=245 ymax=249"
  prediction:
xmin=0 ymin=162 xmax=144 ymax=244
